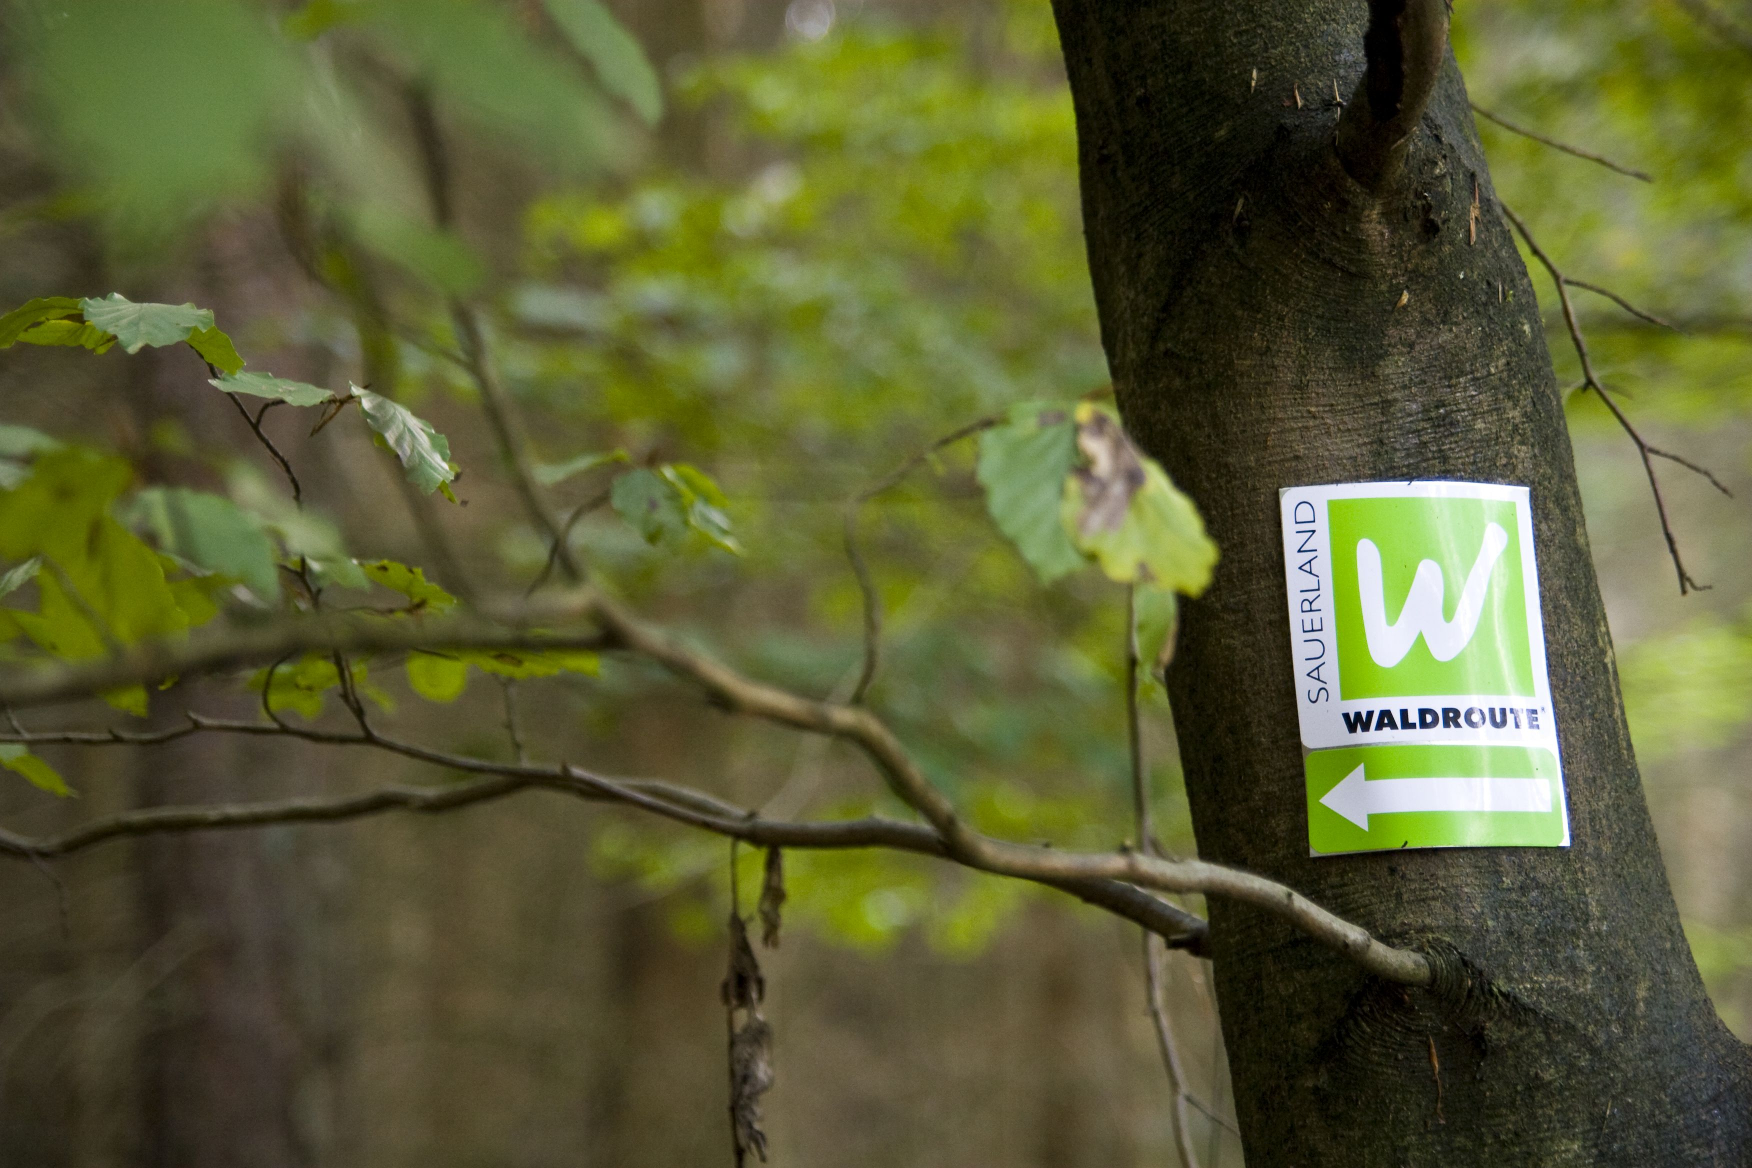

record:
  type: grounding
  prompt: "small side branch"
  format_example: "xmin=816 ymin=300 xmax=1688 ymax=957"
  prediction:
xmin=1500 ymin=200 xmax=1726 ymax=595
xmin=223 ymin=391 xmax=304 ymax=504
xmin=1126 ymin=586 xmax=1202 ymax=1168
xmin=1470 ymin=105 xmax=1652 ymax=183
xmin=405 ymin=85 xmax=582 ymax=585
xmin=1562 ymin=278 xmax=1677 ymax=331
xmin=842 ymin=415 xmax=997 ymax=703
xmin=1335 ymin=0 xmax=1451 ymax=191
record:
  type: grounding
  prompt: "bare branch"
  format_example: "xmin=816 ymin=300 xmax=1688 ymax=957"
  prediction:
xmin=1470 ymin=105 xmax=1652 ymax=182
xmin=0 ymin=589 xmax=1432 ymax=981
xmin=1499 ymin=200 xmax=1721 ymax=594
xmin=586 ymin=593 xmax=1429 ymax=984
xmin=1335 ymin=0 xmax=1451 ymax=191
xmin=0 ymin=597 xmax=613 ymax=709
xmin=0 ymin=713 xmax=1208 ymax=949
xmin=843 ymin=415 xmax=998 ymax=703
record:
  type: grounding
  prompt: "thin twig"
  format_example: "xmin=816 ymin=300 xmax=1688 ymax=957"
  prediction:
xmin=528 ymin=489 xmax=611 ymax=596
xmin=1647 ymin=446 xmax=1733 ymax=497
xmin=1471 ymin=104 xmax=1652 ymax=182
xmin=1126 ymin=586 xmax=1151 ymax=852
xmin=1145 ymin=933 xmax=1203 ymax=1168
xmin=844 ymin=415 xmax=999 ymax=703
xmin=500 ymin=677 xmax=527 ymax=764
xmin=1128 ymin=586 xmax=1202 ymax=1168
xmin=1500 ymin=200 xmax=1719 ymax=594
xmin=1562 ymin=278 xmax=1679 ymax=332
xmin=404 ymin=85 xmax=582 ymax=585
xmin=223 ymin=389 xmax=304 ymax=504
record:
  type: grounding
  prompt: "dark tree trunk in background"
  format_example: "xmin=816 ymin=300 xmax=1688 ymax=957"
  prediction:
xmin=1050 ymin=1 xmax=1752 ymax=1163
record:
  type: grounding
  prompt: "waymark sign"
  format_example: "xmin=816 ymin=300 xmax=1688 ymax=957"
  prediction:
xmin=1278 ymin=481 xmax=1569 ymax=855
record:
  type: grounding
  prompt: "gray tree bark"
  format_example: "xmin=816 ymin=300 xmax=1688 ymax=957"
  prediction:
xmin=1049 ymin=1 xmax=1752 ymax=1163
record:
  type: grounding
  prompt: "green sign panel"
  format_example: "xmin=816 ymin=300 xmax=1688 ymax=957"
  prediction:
xmin=1305 ymin=743 xmax=1565 ymax=855
xmin=1280 ymin=481 xmax=1568 ymax=854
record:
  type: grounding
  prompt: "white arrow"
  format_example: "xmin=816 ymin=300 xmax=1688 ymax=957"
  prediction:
xmin=1319 ymin=764 xmax=1551 ymax=830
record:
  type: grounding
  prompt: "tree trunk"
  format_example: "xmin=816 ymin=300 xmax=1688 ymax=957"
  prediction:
xmin=1049 ymin=1 xmax=1752 ymax=1162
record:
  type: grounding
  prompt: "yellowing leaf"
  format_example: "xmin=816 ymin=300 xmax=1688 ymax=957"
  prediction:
xmin=1061 ymin=404 xmax=1216 ymax=595
xmin=360 ymin=559 xmax=458 ymax=613
xmin=8 ymin=318 xmax=116 ymax=353
xmin=247 ymin=654 xmax=358 ymax=720
xmin=463 ymin=648 xmax=599 ymax=679
xmin=407 ymin=652 xmax=470 ymax=702
xmin=0 ymin=744 xmax=71 ymax=797
xmin=0 ymin=297 xmax=84 ymax=347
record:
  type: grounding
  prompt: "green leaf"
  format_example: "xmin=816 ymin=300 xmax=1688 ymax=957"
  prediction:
xmin=661 ymin=464 xmax=741 ymax=554
xmin=0 ymin=297 xmax=83 ymax=347
xmin=612 ymin=467 xmax=688 ymax=545
xmin=0 ymin=557 xmax=41 ymax=600
xmin=0 ymin=744 xmax=70 ymax=797
xmin=79 ymin=294 xmax=214 ymax=353
xmin=187 ymin=326 xmax=245 ymax=375
xmin=25 ymin=0 xmax=298 ymax=230
xmin=407 ymin=652 xmax=470 ymax=702
xmin=356 ymin=387 xmax=458 ymax=495
xmin=541 ymin=0 xmax=664 ymax=124
xmin=10 ymin=318 xmax=117 ymax=352
xmin=359 ymin=559 xmax=458 ymax=613
xmin=1133 ymin=583 xmax=1179 ymax=688
xmin=248 ymin=654 xmax=345 ymax=721
xmin=1061 ymin=404 xmax=1216 ymax=594
xmin=0 ymin=425 xmax=62 ymax=459
xmin=224 ymin=461 xmax=367 ymax=590
xmin=351 ymin=207 xmax=486 ymax=296
xmin=0 ymin=461 xmax=26 ymax=489
xmin=534 ymin=448 xmax=628 ymax=486
xmin=211 ymin=371 xmax=335 ymax=407
xmin=0 ymin=450 xmax=189 ymax=661
xmin=125 ymin=487 xmax=281 ymax=602
xmin=360 ymin=0 xmax=617 ymax=174
xmin=977 ymin=401 xmax=1084 ymax=584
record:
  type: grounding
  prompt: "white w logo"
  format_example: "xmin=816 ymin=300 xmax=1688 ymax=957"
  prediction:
xmin=1356 ymin=523 xmax=1510 ymax=667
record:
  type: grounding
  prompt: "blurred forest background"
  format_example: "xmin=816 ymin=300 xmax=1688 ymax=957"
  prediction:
xmin=0 ymin=0 xmax=1747 ymax=1164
